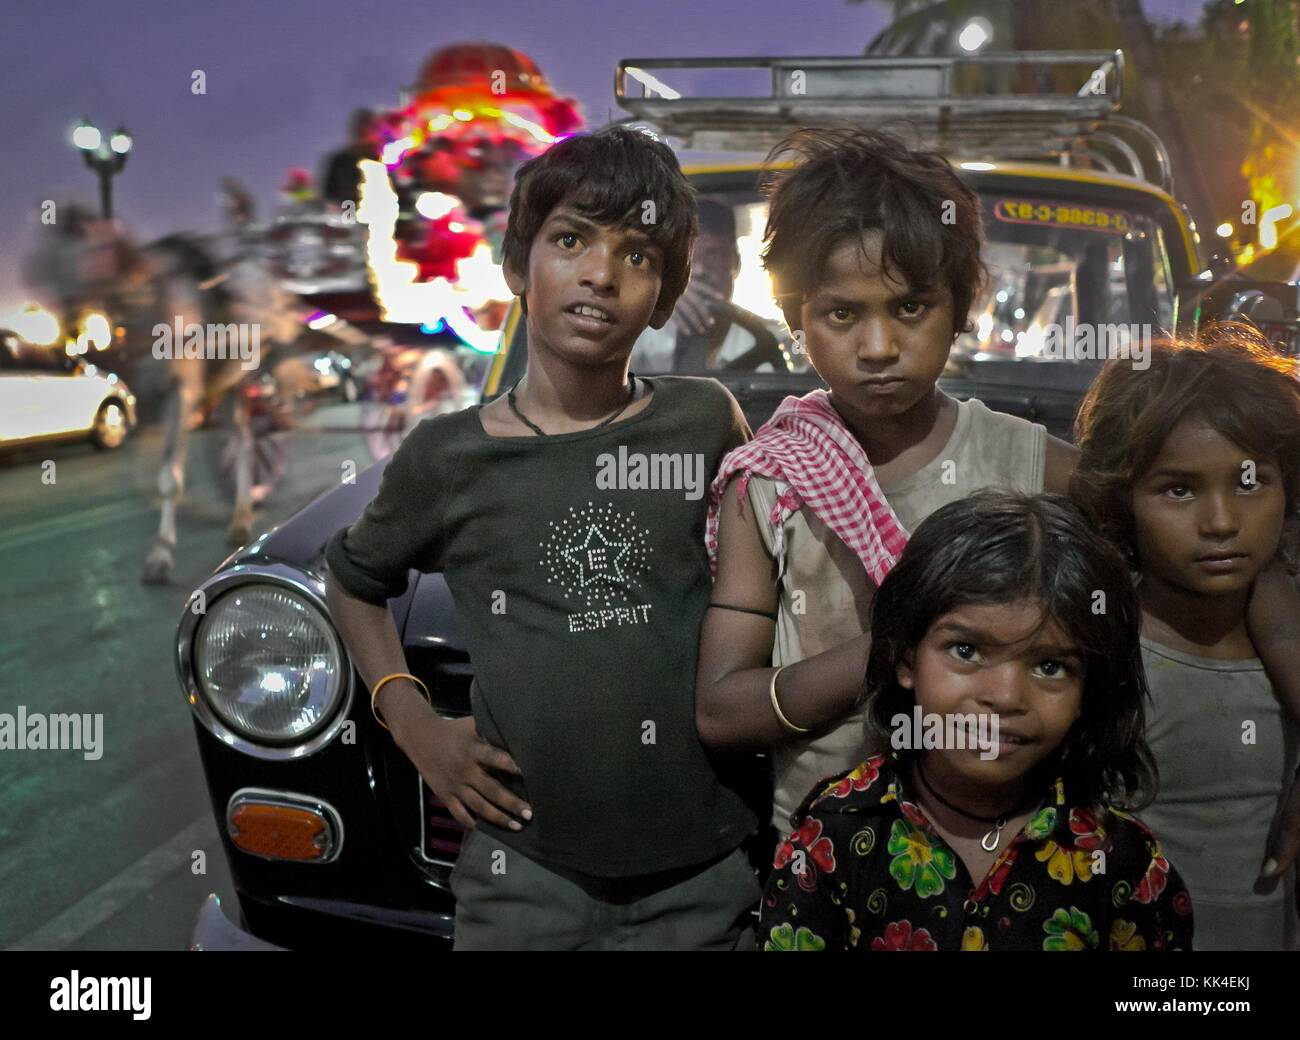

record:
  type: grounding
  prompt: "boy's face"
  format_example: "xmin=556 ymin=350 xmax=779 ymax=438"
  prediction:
xmin=1132 ymin=418 xmax=1286 ymax=597
xmin=504 ymin=206 xmax=674 ymax=367
xmin=897 ymin=599 xmax=1084 ymax=791
xmin=795 ymin=230 xmax=956 ymax=424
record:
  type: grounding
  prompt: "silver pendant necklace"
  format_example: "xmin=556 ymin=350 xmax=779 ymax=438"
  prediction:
xmin=915 ymin=762 xmax=1034 ymax=853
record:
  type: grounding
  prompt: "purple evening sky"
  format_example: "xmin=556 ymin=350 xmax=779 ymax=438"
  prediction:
xmin=0 ymin=0 xmax=1203 ymax=311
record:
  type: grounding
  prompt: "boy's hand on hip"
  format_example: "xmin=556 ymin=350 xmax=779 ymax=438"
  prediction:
xmin=396 ymin=714 xmax=531 ymax=832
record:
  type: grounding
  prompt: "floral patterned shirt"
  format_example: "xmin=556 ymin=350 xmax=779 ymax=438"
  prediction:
xmin=759 ymin=753 xmax=1194 ymax=952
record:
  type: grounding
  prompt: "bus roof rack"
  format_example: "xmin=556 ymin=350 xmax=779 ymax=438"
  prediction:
xmin=614 ymin=51 xmax=1174 ymax=194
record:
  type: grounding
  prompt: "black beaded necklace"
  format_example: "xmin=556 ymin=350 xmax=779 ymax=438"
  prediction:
xmin=506 ymin=373 xmax=637 ymax=436
xmin=915 ymin=761 xmax=1040 ymax=853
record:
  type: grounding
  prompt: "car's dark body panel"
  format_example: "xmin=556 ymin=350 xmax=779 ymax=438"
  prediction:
xmin=192 ymin=460 xmax=466 ymax=949
xmin=191 ymin=715 xmax=455 ymax=949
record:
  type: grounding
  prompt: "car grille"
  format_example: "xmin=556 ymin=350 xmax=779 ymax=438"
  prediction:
xmin=418 ymin=776 xmax=467 ymax=867
xmin=401 ymin=642 xmax=472 ymax=871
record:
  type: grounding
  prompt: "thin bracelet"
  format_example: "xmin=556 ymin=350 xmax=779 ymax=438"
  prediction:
xmin=370 ymin=672 xmax=432 ymax=732
xmin=769 ymin=665 xmax=810 ymax=734
xmin=708 ymin=601 xmax=778 ymax=621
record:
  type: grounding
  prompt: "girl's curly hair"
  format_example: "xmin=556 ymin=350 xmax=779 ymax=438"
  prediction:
xmin=1071 ymin=322 xmax=1300 ymax=573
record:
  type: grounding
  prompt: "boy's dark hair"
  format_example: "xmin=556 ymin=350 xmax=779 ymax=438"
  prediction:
xmin=501 ymin=126 xmax=698 ymax=312
xmin=865 ymin=490 xmax=1156 ymax=811
xmin=760 ymin=126 xmax=986 ymax=335
xmin=1072 ymin=323 xmax=1300 ymax=572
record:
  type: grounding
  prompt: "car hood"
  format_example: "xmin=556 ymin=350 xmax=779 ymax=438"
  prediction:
xmin=229 ymin=457 xmax=388 ymax=572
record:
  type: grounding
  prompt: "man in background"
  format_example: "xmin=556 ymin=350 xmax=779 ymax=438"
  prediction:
xmin=631 ymin=199 xmax=780 ymax=372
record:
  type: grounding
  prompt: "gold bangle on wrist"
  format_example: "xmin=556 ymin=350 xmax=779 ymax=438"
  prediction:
xmin=769 ymin=664 xmax=810 ymax=734
xmin=370 ymin=672 xmax=431 ymax=732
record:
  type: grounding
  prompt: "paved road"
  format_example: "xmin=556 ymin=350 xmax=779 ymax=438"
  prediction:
xmin=0 ymin=403 xmax=374 ymax=950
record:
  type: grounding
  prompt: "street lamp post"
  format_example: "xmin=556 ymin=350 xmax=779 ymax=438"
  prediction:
xmin=72 ymin=118 xmax=132 ymax=220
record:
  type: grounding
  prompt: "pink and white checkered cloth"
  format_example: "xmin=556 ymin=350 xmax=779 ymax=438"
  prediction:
xmin=705 ymin=390 xmax=909 ymax=584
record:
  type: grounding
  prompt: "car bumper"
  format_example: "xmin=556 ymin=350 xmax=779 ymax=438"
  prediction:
xmin=189 ymin=893 xmax=285 ymax=951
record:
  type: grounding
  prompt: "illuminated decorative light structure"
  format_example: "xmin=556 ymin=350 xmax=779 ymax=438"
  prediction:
xmin=357 ymin=159 xmax=510 ymax=353
xmin=356 ymin=43 xmax=583 ymax=353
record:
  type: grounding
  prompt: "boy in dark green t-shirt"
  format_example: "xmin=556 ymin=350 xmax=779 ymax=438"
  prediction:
xmin=325 ymin=127 xmax=760 ymax=950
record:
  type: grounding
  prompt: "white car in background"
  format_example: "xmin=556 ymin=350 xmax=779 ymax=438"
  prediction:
xmin=0 ymin=330 xmax=137 ymax=452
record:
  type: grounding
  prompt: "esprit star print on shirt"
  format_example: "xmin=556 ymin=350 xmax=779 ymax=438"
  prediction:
xmin=538 ymin=500 xmax=656 ymax=633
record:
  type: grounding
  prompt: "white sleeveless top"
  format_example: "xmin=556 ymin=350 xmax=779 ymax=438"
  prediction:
xmin=745 ymin=395 xmax=1047 ymax=832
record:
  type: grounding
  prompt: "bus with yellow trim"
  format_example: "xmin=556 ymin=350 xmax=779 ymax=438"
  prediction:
xmin=485 ymin=51 xmax=1211 ymax=440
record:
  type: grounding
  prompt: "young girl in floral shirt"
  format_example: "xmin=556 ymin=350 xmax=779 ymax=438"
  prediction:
xmin=759 ymin=491 xmax=1193 ymax=952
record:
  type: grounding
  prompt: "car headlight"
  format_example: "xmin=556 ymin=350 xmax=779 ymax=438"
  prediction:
xmin=193 ymin=584 xmax=346 ymax=745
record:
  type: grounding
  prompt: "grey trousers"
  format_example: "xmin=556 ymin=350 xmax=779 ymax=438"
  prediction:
xmin=449 ymin=828 xmax=762 ymax=951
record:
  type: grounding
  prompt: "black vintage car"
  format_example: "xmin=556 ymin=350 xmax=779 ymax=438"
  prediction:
xmin=179 ymin=54 xmax=1300 ymax=950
